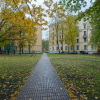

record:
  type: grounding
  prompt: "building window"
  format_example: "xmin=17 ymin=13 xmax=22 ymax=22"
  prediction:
xmin=65 ymin=46 xmax=67 ymax=50
xmin=76 ymin=45 xmax=79 ymax=50
xmin=76 ymin=33 xmax=79 ymax=37
xmin=77 ymin=39 xmax=79 ymax=43
xmin=52 ymin=47 xmax=54 ymax=51
xmin=61 ymin=46 xmax=62 ymax=50
xmin=84 ymin=31 xmax=86 ymax=35
xmin=52 ymin=42 xmax=54 ymax=45
xmin=52 ymin=36 xmax=54 ymax=40
xmin=84 ymin=38 xmax=86 ymax=42
xmin=91 ymin=46 xmax=94 ymax=50
xmin=84 ymin=45 xmax=87 ymax=50
xmin=70 ymin=46 xmax=73 ymax=50
xmin=56 ymin=47 xmax=58 ymax=50
xmin=84 ymin=24 xmax=86 ymax=29
xmin=59 ymin=35 xmax=61 ymax=39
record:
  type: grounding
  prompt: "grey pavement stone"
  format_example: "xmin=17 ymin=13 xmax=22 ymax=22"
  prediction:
xmin=16 ymin=53 xmax=71 ymax=100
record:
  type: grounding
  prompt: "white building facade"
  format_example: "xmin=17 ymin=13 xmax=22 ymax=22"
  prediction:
xmin=49 ymin=18 xmax=98 ymax=54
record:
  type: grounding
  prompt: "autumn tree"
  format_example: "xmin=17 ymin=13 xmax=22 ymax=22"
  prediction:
xmin=42 ymin=33 xmax=49 ymax=52
xmin=42 ymin=39 xmax=49 ymax=52
xmin=0 ymin=0 xmax=48 ymax=55
xmin=44 ymin=0 xmax=66 ymax=53
xmin=49 ymin=15 xmax=61 ymax=53
xmin=58 ymin=19 xmax=67 ymax=54
xmin=59 ymin=0 xmax=100 ymax=49
xmin=64 ymin=14 xmax=78 ymax=53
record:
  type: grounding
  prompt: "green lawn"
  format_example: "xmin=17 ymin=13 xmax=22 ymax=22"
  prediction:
xmin=0 ymin=54 xmax=42 ymax=100
xmin=47 ymin=54 xmax=100 ymax=100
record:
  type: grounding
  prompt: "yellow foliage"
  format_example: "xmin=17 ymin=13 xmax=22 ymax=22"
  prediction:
xmin=0 ymin=0 xmax=48 ymax=48
xmin=21 ymin=0 xmax=24 ymax=4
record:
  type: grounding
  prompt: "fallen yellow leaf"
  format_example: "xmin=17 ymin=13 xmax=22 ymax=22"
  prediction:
xmin=95 ymin=96 xmax=98 ymax=99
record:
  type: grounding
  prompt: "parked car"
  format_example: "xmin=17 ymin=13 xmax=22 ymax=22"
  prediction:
xmin=45 ymin=51 xmax=49 ymax=53
xmin=80 ymin=51 xmax=88 ymax=54
xmin=70 ymin=51 xmax=77 ymax=54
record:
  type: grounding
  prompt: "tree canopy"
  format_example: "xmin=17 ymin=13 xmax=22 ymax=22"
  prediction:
xmin=59 ymin=0 xmax=100 ymax=49
xmin=64 ymin=14 xmax=78 ymax=53
xmin=0 ymin=0 xmax=48 ymax=54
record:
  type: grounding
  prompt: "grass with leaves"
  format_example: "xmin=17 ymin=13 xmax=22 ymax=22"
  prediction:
xmin=47 ymin=54 xmax=100 ymax=100
xmin=0 ymin=54 xmax=42 ymax=100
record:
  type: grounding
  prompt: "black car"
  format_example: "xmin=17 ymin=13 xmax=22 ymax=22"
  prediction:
xmin=70 ymin=51 xmax=77 ymax=54
xmin=80 ymin=51 xmax=88 ymax=54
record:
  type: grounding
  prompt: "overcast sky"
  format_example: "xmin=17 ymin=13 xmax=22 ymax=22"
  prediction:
xmin=31 ymin=0 xmax=60 ymax=40
xmin=31 ymin=0 xmax=94 ymax=40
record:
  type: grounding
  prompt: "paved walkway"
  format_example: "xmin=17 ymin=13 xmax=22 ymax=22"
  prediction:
xmin=16 ymin=53 xmax=71 ymax=100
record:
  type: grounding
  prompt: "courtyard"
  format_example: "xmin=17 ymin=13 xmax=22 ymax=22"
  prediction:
xmin=0 ymin=53 xmax=100 ymax=100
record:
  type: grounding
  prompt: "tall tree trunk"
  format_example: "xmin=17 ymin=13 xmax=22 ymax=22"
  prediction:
xmin=62 ymin=28 xmax=63 ymax=54
xmin=29 ymin=49 xmax=30 ymax=54
xmin=56 ymin=22 xmax=60 ymax=54
xmin=22 ymin=47 xmax=23 ymax=54
xmin=74 ymin=49 xmax=75 ymax=53
xmin=28 ymin=44 xmax=31 ymax=54
xmin=19 ymin=47 xmax=21 ymax=55
xmin=68 ymin=43 xmax=69 ymax=54
xmin=72 ymin=44 xmax=75 ymax=53
xmin=73 ymin=48 xmax=75 ymax=54
xmin=0 ymin=47 xmax=1 ymax=52
xmin=19 ymin=27 xmax=21 ymax=55
xmin=62 ymin=43 xmax=63 ymax=54
xmin=68 ymin=48 xmax=69 ymax=54
xmin=7 ymin=49 xmax=9 ymax=55
xmin=14 ymin=50 xmax=15 ymax=55
xmin=59 ymin=45 xmax=60 ymax=54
